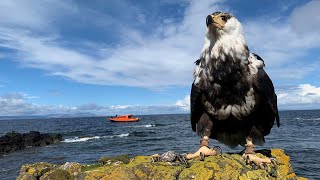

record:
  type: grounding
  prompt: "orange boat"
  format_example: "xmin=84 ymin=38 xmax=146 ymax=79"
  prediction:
xmin=108 ymin=114 xmax=139 ymax=122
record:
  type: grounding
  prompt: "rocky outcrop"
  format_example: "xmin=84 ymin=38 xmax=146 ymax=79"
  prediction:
xmin=17 ymin=149 xmax=307 ymax=180
xmin=0 ymin=131 xmax=63 ymax=155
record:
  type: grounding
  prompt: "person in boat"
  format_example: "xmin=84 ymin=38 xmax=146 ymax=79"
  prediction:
xmin=185 ymin=136 xmax=219 ymax=160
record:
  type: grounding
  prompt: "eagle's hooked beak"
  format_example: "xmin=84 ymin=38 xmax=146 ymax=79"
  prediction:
xmin=206 ymin=14 xmax=224 ymax=30
xmin=206 ymin=15 xmax=213 ymax=27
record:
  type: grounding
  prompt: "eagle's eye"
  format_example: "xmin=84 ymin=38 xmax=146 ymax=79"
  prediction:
xmin=221 ymin=16 xmax=227 ymax=22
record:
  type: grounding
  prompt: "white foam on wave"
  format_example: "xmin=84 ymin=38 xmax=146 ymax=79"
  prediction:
xmin=296 ymin=117 xmax=320 ymax=121
xmin=117 ymin=133 xmax=130 ymax=137
xmin=129 ymin=124 xmax=156 ymax=128
xmin=102 ymin=133 xmax=130 ymax=138
xmin=63 ymin=136 xmax=100 ymax=143
xmin=63 ymin=133 xmax=130 ymax=143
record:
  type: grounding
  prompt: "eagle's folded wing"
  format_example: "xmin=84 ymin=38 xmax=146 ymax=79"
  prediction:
xmin=190 ymin=83 xmax=203 ymax=132
xmin=253 ymin=68 xmax=280 ymax=127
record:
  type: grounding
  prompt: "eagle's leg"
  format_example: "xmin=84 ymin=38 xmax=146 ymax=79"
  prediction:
xmin=243 ymin=136 xmax=272 ymax=169
xmin=197 ymin=113 xmax=213 ymax=138
xmin=244 ymin=137 xmax=255 ymax=154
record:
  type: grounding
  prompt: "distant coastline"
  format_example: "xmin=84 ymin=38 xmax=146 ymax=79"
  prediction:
xmin=2 ymin=109 xmax=320 ymax=121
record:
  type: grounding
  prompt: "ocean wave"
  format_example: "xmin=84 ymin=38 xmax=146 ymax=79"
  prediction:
xmin=109 ymin=133 xmax=130 ymax=138
xmin=1 ymin=168 xmax=13 ymax=173
xmin=63 ymin=136 xmax=100 ymax=143
xmin=63 ymin=133 xmax=130 ymax=143
xmin=129 ymin=124 xmax=156 ymax=128
xmin=131 ymin=131 xmax=156 ymax=137
xmin=295 ymin=117 xmax=320 ymax=121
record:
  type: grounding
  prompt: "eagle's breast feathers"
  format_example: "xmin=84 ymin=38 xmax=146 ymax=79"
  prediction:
xmin=193 ymin=32 xmax=265 ymax=120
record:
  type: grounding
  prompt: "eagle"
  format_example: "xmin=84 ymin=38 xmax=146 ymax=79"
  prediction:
xmin=190 ymin=12 xmax=280 ymax=156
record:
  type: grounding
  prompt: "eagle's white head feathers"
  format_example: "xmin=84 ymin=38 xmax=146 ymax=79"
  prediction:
xmin=201 ymin=12 xmax=248 ymax=63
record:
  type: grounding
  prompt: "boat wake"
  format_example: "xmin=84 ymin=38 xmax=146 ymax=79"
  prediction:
xmin=63 ymin=133 xmax=130 ymax=143
xmin=129 ymin=124 xmax=156 ymax=128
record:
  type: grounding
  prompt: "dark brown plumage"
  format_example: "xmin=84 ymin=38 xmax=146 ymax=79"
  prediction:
xmin=190 ymin=12 xmax=279 ymax=148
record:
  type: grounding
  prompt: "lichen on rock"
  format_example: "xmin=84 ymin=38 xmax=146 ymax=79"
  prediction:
xmin=17 ymin=149 xmax=307 ymax=180
xmin=17 ymin=162 xmax=57 ymax=180
xmin=98 ymin=154 xmax=130 ymax=165
xmin=40 ymin=169 xmax=74 ymax=180
xmin=59 ymin=162 xmax=82 ymax=176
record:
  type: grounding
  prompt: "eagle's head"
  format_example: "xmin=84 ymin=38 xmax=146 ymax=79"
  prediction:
xmin=206 ymin=12 xmax=243 ymax=37
xmin=200 ymin=11 xmax=248 ymax=62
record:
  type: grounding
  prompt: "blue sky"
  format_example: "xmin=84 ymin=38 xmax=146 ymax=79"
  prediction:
xmin=0 ymin=0 xmax=320 ymax=116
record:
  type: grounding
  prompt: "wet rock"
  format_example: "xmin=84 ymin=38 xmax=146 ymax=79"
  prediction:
xmin=17 ymin=162 xmax=57 ymax=180
xmin=0 ymin=131 xmax=63 ymax=155
xmin=59 ymin=162 xmax=82 ymax=176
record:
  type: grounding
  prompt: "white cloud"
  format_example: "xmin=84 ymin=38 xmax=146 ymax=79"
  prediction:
xmin=175 ymin=95 xmax=190 ymax=111
xmin=0 ymin=0 xmax=75 ymax=31
xmin=242 ymin=0 xmax=320 ymax=84
xmin=0 ymin=93 xmax=77 ymax=116
xmin=277 ymin=84 xmax=320 ymax=108
xmin=244 ymin=6 xmax=320 ymax=69
xmin=289 ymin=0 xmax=320 ymax=35
xmin=0 ymin=93 xmax=189 ymax=116
xmin=4 ymin=83 xmax=320 ymax=117
xmin=0 ymin=0 xmax=317 ymax=89
xmin=0 ymin=0 xmax=223 ymax=88
xmin=268 ymin=61 xmax=320 ymax=80
xmin=1 ymin=1 xmax=320 ymax=112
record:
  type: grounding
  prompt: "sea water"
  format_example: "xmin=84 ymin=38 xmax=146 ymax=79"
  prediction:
xmin=0 ymin=111 xmax=319 ymax=179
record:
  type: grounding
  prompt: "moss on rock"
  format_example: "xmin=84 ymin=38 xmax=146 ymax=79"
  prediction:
xmin=81 ymin=163 xmax=103 ymax=172
xmin=40 ymin=169 xmax=74 ymax=180
xmin=99 ymin=154 xmax=130 ymax=165
xmin=17 ymin=149 xmax=306 ymax=180
xmin=17 ymin=162 xmax=57 ymax=180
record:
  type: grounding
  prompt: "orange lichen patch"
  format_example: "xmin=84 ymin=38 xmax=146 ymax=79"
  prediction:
xmin=179 ymin=161 xmax=214 ymax=180
xmin=271 ymin=149 xmax=290 ymax=165
xmin=286 ymin=172 xmax=298 ymax=179
xmin=26 ymin=167 xmax=36 ymax=175
xmin=84 ymin=171 xmax=108 ymax=180
xmin=276 ymin=165 xmax=292 ymax=179
xmin=134 ymin=168 xmax=148 ymax=179
xmin=270 ymin=149 xmax=294 ymax=179
xmin=214 ymin=164 xmax=240 ymax=179
xmin=18 ymin=162 xmax=56 ymax=180
xmin=243 ymin=170 xmax=268 ymax=179
xmin=148 ymin=164 xmax=182 ymax=179
xmin=297 ymin=177 xmax=309 ymax=180
xmin=98 ymin=166 xmax=138 ymax=180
